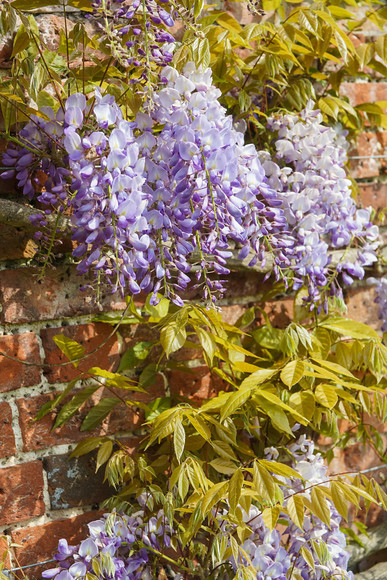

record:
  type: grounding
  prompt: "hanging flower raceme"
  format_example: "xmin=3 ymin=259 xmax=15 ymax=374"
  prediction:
xmin=43 ymin=437 xmax=354 ymax=580
xmin=369 ymin=277 xmax=387 ymax=332
xmin=89 ymin=0 xmax=175 ymax=74
xmin=258 ymin=103 xmax=380 ymax=308
xmin=2 ymin=65 xmax=288 ymax=304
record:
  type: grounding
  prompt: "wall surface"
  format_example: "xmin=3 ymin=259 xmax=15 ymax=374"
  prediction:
xmin=0 ymin=5 xmax=386 ymax=577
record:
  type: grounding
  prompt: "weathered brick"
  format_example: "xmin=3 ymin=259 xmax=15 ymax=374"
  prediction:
xmin=0 ymin=402 xmax=16 ymax=458
xmin=0 ymin=225 xmax=37 ymax=261
xmin=44 ymin=454 xmax=111 ymax=510
xmin=345 ymin=285 xmax=380 ymax=329
xmin=167 ymin=366 xmax=226 ymax=403
xmin=17 ymin=391 xmax=141 ymax=451
xmin=0 ymin=332 xmax=41 ymax=392
xmin=0 ymin=265 xmax=126 ymax=324
xmin=349 ymin=131 xmax=387 ymax=179
xmin=340 ymin=82 xmax=387 ymax=108
xmin=10 ymin=511 xmax=104 ymax=569
xmin=40 ymin=323 xmax=121 ymax=384
xmin=357 ymin=181 xmax=387 ymax=211
xmin=0 ymin=462 xmax=45 ymax=525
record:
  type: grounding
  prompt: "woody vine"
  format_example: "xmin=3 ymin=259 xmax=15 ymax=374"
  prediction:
xmin=0 ymin=0 xmax=387 ymax=579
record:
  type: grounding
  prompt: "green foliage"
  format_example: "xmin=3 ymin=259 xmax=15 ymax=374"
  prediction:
xmin=45 ymin=300 xmax=387 ymax=571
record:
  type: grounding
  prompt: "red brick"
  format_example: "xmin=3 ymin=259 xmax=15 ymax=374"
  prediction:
xmin=17 ymin=391 xmax=141 ymax=451
xmin=349 ymin=131 xmax=387 ymax=179
xmin=167 ymin=366 xmax=227 ymax=403
xmin=40 ymin=323 xmax=121 ymax=384
xmin=357 ymin=182 xmax=387 ymax=211
xmin=340 ymin=82 xmax=387 ymax=108
xmin=0 ymin=402 xmax=16 ymax=458
xmin=11 ymin=511 xmax=104 ymax=570
xmin=0 ymin=462 xmax=45 ymax=525
xmin=345 ymin=285 xmax=380 ymax=329
xmin=0 ymin=225 xmax=37 ymax=261
xmin=0 ymin=265 xmax=126 ymax=324
xmin=0 ymin=333 xmax=41 ymax=392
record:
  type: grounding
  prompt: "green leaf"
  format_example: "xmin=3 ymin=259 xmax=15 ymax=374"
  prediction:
xmin=54 ymin=385 xmax=100 ymax=428
xmin=210 ymin=458 xmax=237 ymax=475
xmin=309 ymin=487 xmax=331 ymax=527
xmin=139 ymin=363 xmax=157 ymax=388
xmin=174 ymin=419 xmax=186 ymax=462
xmin=259 ymin=460 xmax=302 ymax=480
xmin=311 ymin=358 xmax=356 ymax=379
xmin=52 ymin=334 xmax=85 ymax=368
xmin=229 ymin=468 xmax=244 ymax=512
xmin=262 ymin=506 xmax=280 ymax=530
xmin=253 ymin=462 xmax=276 ymax=502
xmin=96 ymin=440 xmax=113 ymax=471
xmin=287 ymin=495 xmax=304 ymax=529
xmin=300 ymin=546 xmax=315 ymax=571
xmin=187 ymin=414 xmax=211 ymax=441
xmin=200 ymin=481 xmax=228 ymax=518
xmin=289 ymin=391 xmax=315 ymax=421
xmin=11 ymin=0 xmax=56 ymax=9
xmin=70 ymin=436 xmax=104 ymax=458
xmin=35 ymin=379 xmax=79 ymax=420
xmin=315 ymin=384 xmax=338 ymax=409
xmin=220 ymin=387 xmax=254 ymax=422
xmin=160 ymin=323 xmax=187 ymax=357
xmin=11 ymin=25 xmax=29 ymax=58
xmin=280 ymin=360 xmax=305 ymax=387
xmin=81 ymin=398 xmax=120 ymax=431
xmin=321 ymin=318 xmax=380 ymax=340
xmin=331 ymin=481 xmax=348 ymax=520
xmin=195 ymin=327 xmax=216 ymax=367
xmin=118 ymin=341 xmax=153 ymax=372
xmin=239 ymin=369 xmax=278 ymax=390
xmin=144 ymin=294 xmax=170 ymax=320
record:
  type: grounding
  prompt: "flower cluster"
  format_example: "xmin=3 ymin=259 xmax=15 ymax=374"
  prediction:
xmin=258 ymin=103 xmax=379 ymax=306
xmin=221 ymin=435 xmax=353 ymax=580
xmin=369 ymin=277 xmax=387 ymax=332
xmin=44 ymin=436 xmax=353 ymax=580
xmin=42 ymin=500 xmax=172 ymax=580
xmin=2 ymin=65 xmax=289 ymax=303
xmin=90 ymin=0 xmax=175 ymax=73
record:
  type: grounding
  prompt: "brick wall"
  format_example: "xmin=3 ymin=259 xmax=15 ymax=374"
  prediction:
xmin=0 ymin=7 xmax=386 ymax=577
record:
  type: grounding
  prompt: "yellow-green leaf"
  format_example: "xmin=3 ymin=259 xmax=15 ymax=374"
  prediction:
xmin=262 ymin=506 xmax=280 ymax=530
xmin=281 ymin=360 xmax=305 ymax=388
xmin=229 ymin=468 xmax=244 ymax=512
xmin=315 ymin=384 xmax=338 ymax=409
xmin=287 ymin=495 xmax=304 ymax=529
xmin=52 ymin=334 xmax=85 ymax=368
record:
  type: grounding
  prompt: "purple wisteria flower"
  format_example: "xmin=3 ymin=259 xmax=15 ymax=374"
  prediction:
xmin=43 ymin=506 xmax=172 ymax=580
xmin=369 ymin=277 xmax=387 ymax=332
xmin=258 ymin=102 xmax=380 ymax=307
xmin=2 ymin=65 xmax=289 ymax=304
xmin=89 ymin=0 xmax=175 ymax=73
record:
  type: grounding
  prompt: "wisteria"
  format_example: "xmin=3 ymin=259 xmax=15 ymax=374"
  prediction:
xmin=258 ymin=103 xmax=380 ymax=306
xmin=1 ymin=72 xmax=381 ymax=307
xmin=2 ymin=65 xmax=290 ymax=304
xmin=43 ymin=436 xmax=354 ymax=580
xmin=369 ymin=277 xmax=387 ymax=332
xmin=89 ymin=0 xmax=175 ymax=73
xmin=42 ymin=501 xmax=173 ymax=580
